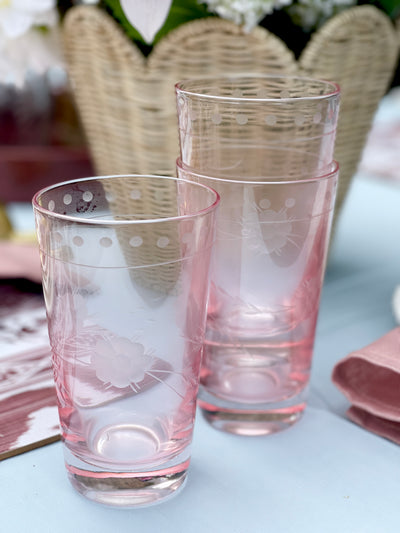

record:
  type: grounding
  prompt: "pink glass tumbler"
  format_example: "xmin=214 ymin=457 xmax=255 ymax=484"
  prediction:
xmin=177 ymin=161 xmax=338 ymax=436
xmin=175 ymin=75 xmax=340 ymax=436
xmin=33 ymin=175 xmax=219 ymax=507
xmin=175 ymin=75 xmax=340 ymax=180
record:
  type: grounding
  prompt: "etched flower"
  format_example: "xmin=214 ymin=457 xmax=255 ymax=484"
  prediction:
xmin=259 ymin=208 xmax=294 ymax=254
xmin=93 ymin=336 xmax=153 ymax=389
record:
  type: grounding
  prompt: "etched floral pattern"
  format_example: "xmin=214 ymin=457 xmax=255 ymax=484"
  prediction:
xmin=93 ymin=337 xmax=153 ymax=390
xmin=242 ymin=197 xmax=301 ymax=257
xmin=258 ymin=207 xmax=295 ymax=255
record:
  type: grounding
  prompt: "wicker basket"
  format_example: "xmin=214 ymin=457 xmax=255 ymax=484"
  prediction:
xmin=63 ymin=5 xmax=399 ymax=231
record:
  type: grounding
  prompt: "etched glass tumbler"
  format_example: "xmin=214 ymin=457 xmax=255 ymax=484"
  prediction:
xmin=177 ymin=161 xmax=338 ymax=436
xmin=175 ymin=75 xmax=340 ymax=436
xmin=33 ymin=175 xmax=219 ymax=507
xmin=176 ymin=75 xmax=340 ymax=179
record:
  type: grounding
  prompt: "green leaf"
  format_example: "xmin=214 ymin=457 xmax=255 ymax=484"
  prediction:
xmin=154 ymin=0 xmax=212 ymax=44
xmin=373 ymin=0 xmax=400 ymax=18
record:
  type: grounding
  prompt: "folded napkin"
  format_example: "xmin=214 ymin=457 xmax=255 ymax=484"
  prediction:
xmin=332 ymin=328 xmax=400 ymax=445
xmin=0 ymin=241 xmax=42 ymax=283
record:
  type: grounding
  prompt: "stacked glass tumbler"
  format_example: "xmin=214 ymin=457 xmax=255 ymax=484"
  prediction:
xmin=175 ymin=75 xmax=340 ymax=436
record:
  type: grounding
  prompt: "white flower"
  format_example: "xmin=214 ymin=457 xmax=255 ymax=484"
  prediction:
xmin=0 ymin=0 xmax=57 ymax=39
xmin=200 ymin=0 xmax=293 ymax=32
xmin=0 ymin=0 xmax=61 ymax=87
xmin=0 ymin=26 xmax=63 ymax=87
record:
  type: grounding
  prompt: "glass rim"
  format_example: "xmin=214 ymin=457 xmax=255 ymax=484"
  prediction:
xmin=175 ymin=74 xmax=340 ymax=103
xmin=176 ymin=159 xmax=339 ymax=186
xmin=32 ymin=174 xmax=220 ymax=225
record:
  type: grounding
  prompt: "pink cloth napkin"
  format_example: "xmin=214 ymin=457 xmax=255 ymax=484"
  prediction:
xmin=332 ymin=328 xmax=400 ymax=445
xmin=0 ymin=241 xmax=42 ymax=283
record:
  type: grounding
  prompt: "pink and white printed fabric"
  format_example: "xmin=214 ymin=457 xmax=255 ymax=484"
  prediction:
xmin=0 ymin=247 xmax=59 ymax=459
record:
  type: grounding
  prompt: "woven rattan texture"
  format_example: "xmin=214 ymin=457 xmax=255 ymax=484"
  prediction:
xmin=63 ymin=6 xmax=296 ymax=177
xmin=299 ymin=5 xmax=399 ymax=232
xmin=63 ymin=5 xmax=399 ymax=229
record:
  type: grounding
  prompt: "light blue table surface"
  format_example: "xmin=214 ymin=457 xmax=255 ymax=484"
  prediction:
xmin=2 ymin=171 xmax=400 ymax=533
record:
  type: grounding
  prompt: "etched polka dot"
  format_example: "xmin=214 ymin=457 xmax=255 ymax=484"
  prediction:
xmin=236 ymin=114 xmax=248 ymax=125
xmin=105 ymin=191 xmax=115 ymax=202
xmin=259 ymin=198 xmax=271 ymax=209
xmin=130 ymin=189 xmax=141 ymax=200
xmin=54 ymin=231 xmax=63 ymax=243
xmin=100 ymin=237 xmax=112 ymax=248
xmin=285 ymin=198 xmax=296 ymax=208
xmin=48 ymin=200 xmax=55 ymax=211
xmin=280 ymin=90 xmax=290 ymax=99
xmin=258 ymin=88 xmax=268 ymax=98
xmin=211 ymin=113 xmax=222 ymax=125
xmin=129 ymin=236 xmax=143 ymax=247
xmin=232 ymin=88 xmax=242 ymax=98
xmin=178 ymin=96 xmax=185 ymax=107
xmin=190 ymin=110 xmax=198 ymax=121
xmin=313 ymin=112 xmax=322 ymax=124
xmin=157 ymin=236 xmax=170 ymax=248
xmin=73 ymin=236 xmax=84 ymax=247
xmin=82 ymin=191 xmax=93 ymax=202
xmin=265 ymin=115 xmax=277 ymax=126
xmin=63 ymin=194 xmax=72 ymax=205
xmin=295 ymin=115 xmax=306 ymax=126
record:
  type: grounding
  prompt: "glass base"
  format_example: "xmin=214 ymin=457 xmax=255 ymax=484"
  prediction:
xmin=198 ymin=387 xmax=306 ymax=436
xmin=200 ymin=404 xmax=303 ymax=436
xmin=66 ymin=464 xmax=188 ymax=508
